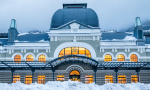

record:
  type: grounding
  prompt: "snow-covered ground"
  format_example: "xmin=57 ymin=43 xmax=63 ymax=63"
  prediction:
xmin=0 ymin=81 xmax=150 ymax=90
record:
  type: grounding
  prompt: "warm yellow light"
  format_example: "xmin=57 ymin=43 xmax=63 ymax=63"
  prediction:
xmin=130 ymin=54 xmax=138 ymax=62
xmin=70 ymin=70 xmax=80 ymax=75
xmin=14 ymin=55 xmax=21 ymax=63
xmin=104 ymin=54 xmax=112 ymax=62
xmin=105 ymin=75 xmax=113 ymax=83
xmin=38 ymin=55 xmax=46 ymax=63
xmin=118 ymin=75 xmax=126 ymax=84
xmin=26 ymin=55 xmax=34 ymax=62
xmin=13 ymin=75 xmax=20 ymax=83
xmin=59 ymin=47 xmax=91 ymax=58
xmin=25 ymin=75 xmax=32 ymax=84
xmin=57 ymin=75 xmax=65 ymax=81
xmin=38 ymin=75 xmax=45 ymax=84
xmin=117 ymin=54 xmax=125 ymax=61
xmin=85 ymin=75 xmax=93 ymax=84
xmin=131 ymin=75 xmax=138 ymax=83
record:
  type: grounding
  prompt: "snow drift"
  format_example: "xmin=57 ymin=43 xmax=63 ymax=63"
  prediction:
xmin=123 ymin=36 xmax=136 ymax=40
xmin=0 ymin=81 xmax=149 ymax=90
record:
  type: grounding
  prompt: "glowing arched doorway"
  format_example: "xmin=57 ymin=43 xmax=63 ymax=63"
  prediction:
xmin=59 ymin=47 xmax=91 ymax=58
xmin=69 ymin=70 xmax=80 ymax=81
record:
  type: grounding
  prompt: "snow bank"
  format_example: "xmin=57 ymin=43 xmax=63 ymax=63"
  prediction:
xmin=0 ymin=81 xmax=150 ymax=90
xmin=123 ymin=36 xmax=136 ymax=40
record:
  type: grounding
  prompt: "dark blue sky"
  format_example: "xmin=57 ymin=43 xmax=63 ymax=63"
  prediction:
xmin=0 ymin=0 xmax=150 ymax=32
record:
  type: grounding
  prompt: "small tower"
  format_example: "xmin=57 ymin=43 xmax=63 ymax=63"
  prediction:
xmin=8 ymin=19 xmax=18 ymax=42
xmin=134 ymin=17 xmax=145 ymax=46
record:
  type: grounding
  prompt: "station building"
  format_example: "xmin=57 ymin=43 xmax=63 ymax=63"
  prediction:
xmin=0 ymin=3 xmax=150 ymax=85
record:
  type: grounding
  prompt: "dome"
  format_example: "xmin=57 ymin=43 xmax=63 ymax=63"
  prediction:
xmin=50 ymin=4 xmax=99 ymax=29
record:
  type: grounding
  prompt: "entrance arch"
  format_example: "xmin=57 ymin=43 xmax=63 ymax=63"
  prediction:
xmin=70 ymin=70 xmax=80 ymax=81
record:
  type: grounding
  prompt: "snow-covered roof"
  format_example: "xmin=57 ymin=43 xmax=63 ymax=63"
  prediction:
xmin=0 ymin=38 xmax=8 ymax=46
xmin=101 ymin=32 xmax=134 ymax=40
xmin=17 ymin=33 xmax=49 ymax=42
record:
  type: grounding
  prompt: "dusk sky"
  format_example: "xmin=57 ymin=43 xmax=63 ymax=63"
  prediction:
xmin=0 ymin=0 xmax=150 ymax=33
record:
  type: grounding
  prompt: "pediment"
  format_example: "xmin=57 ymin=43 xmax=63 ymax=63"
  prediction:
xmin=52 ymin=20 xmax=94 ymax=30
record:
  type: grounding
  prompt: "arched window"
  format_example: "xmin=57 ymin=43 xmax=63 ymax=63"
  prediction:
xmin=70 ymin=70 xmax=80 ymax=81
xmin=70 ymin=70 xmax=80 ymax=75
xmin=14 ymin=55 xmax=21 ymax=63
xmin=118 ymin=75 xmax=126 ymax=84
xmin=59 ymin=47 xmax=91 ymax=58
xmin=105 ymin=75 xmax=113 ymax=83
xmin=25 ymin=75 xmax=32 ymax=84
xmin=13 ymin=75 xmax=20 ymax=83
xmin=104 ymin=54 xmax=112 ymax=62
xmin=131 ymin=75 xmax=138 ymax=83
xmin=57 ymin=75 xmax=65 ymax=81
xmin=117 ymin=54 xmax=125 ymax=61
xmin=26 ymin=55 xmax=34 ymax=62
xmin=38 ymin=55 xmax=46 ymax=63
xmin=130 ymin=54 xmax=138 ymax=62
xmin=85 ymin=75 xmax=93 ymax=84
xmin=38 ymin=75 xmax=45 ymax=84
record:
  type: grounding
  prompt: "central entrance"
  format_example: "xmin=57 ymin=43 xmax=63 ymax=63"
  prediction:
xmin=69 ymin=70 xmax=80 ymax=82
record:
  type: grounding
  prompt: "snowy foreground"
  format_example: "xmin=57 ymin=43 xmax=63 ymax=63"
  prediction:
xmin=0 ymin=81 xmax=150 ymax=90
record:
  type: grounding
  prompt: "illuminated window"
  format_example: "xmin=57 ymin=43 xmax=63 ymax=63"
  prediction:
xmin=104 ymin=54 xmax=112 ymax=62
xmin=26 ymin=55 xmax=34 ymax=62
xmin=59 ymin=47 xmax=91 ymax=58
xmin=38 ymin=75 xmax=45 ymax=84
xmin=70 ymin=70 xmax=80 ymax=82
xmin=25 ymin=75 xmax=32 ymax=84
xmin=13 ymin=75 xmax=20 ymax=83
xmin=118 ymin=75 xmax=126 ymax=84
xmin=57 ymin=75 xmax=65 ymax=81
xmin=70 ymin=70 xmax=80 ymax=75
xmin=59 ymin=49 xmax=64 ymax=57
xmin=14 ymin=55 xmax=21 ymax=63
xmin=85 ymin=49 xmax=91 ymax=58
xmin=38 ymin=55 xmax=46 ymax=63
xmin=105 ymin=75 xmax=113 ymax=83
xmin=117 ymin=54 xmax=125 ymax=61
xmin=131 ymin=75 xmax=138 ymax=83
xmin=130 ymin=54 xmax=138 ymax=62
xmin=85 ymin=75 xmax=93 ymax=84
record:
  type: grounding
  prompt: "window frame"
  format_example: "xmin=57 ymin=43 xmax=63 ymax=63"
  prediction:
xmin=118 ymin=75 xmax=126 ymax=84
xmin=105 ymin=75 xmax=113 ymax=83
xmin=38 ymin=75 xmax=45 ymax=84
xmin=38 ymin=55 xmax=46 ymax=63
xmin=59 ymin=47 xmax=91 ymax=58
xmin=13 ymin=75 xmax=20 ymax=83
xmin=26 ymin=55 xmax=34 ymax=62
xmin=130 ymin=54 xmax=138 ymax=62
xmin=14 ymin=55 xmax=21 ymax=63
xmin=85 ymin=75 xmax=93 ymax=84
xmin=131 ymin=75 xmax=139 ymax=83
xmin=25 ymin=75 xmax=32 ymax=84
xmin=104 ymin=54 xmax=112 ymax=62
xmin=57 ymin=75 xmax=65 ymax=81
xmin=117 ymin=54 xmax=125 ymax=61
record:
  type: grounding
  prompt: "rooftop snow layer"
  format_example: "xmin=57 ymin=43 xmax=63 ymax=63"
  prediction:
xmin=101 ymin=32 xmax=133 ymax=40
xmin=17 ymin=33 xmax=49 ymax=42
xmin=0 ymin=81 xmax=149 ymax=90
xmin=123 ymin=36 xmax=136 ymax=40
xmin=0 ymin=39 xmax=8 ymax=46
